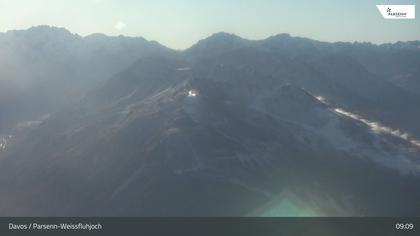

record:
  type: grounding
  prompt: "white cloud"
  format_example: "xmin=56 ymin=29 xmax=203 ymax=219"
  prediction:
xmin=114 ymin=21 xmax=126 ymax=30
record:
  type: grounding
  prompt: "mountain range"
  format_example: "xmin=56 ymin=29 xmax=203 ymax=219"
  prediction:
xmin=0 ymin=26 xmax=419 ymax=216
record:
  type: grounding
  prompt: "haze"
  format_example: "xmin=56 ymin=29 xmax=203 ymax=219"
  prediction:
xmin=0 ymin=0 xmax=419 ymax=49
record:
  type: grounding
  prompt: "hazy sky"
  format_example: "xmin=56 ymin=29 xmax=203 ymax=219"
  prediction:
xmin=0 ymin=0 xmax=419 ymax=49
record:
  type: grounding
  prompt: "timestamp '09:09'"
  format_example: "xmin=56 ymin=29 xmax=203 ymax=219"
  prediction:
xmin=395 ymin=223 xmax=414 ymax=230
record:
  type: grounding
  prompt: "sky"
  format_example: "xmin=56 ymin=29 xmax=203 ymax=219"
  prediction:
xmin=0 ymin=0 xmax=419 ymax=49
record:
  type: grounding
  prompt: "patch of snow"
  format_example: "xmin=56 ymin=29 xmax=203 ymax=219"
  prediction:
xmin=176 ymin=67 xmax=191 ymax=71
xmin=15 ymin=120 xmax=43 ymax=129
xmin=315 ymin=96 xmax=327 ymax=104
xmin=15 ymin=114 xmax=50 ymax=130
xmin=187 ymin=89 xmax=198 ymax=97
xmin=0 ymin=135 xmax=14 ymax=151
xmin=333 ymin=108 xmax=420 ymax=148
xmin=312 ymin=93 xmax=420 ymax=149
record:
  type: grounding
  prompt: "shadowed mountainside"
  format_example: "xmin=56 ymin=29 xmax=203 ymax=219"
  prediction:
xmin=0 ymin=29 xmax=419 ymax=216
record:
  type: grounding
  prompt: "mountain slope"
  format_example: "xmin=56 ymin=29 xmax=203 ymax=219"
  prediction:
xmin=0 ymin=52 xmax=419 ymax=216
xmin=0 ymin=26 xmax=173 ymax=132
xmin=0 ymin=31 xmax=419 ymax=216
